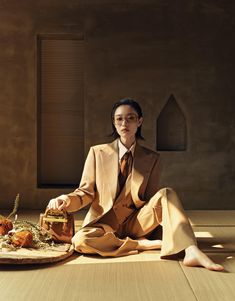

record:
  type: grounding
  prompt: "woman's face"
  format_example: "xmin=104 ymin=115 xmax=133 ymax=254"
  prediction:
xmin=113 ymin=105 xmax=143 ymax=140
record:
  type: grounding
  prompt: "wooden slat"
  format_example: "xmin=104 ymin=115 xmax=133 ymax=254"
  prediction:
xmin=180 ymin=253 xmax=235 ymax=301
xmin=188 ymin=210 xmax=235 ymax=226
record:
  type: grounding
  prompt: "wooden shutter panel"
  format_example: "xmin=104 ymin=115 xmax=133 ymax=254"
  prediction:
xmin=38 ymin=37 xmax=84 ymax=187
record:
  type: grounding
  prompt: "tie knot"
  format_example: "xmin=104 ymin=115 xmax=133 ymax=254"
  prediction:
xmin=123 ymin=151 xmax=131 ymax=161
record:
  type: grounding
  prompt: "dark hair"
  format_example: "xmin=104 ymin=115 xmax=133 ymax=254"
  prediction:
xmin=110 ymin=98 xmax=144 ymax=140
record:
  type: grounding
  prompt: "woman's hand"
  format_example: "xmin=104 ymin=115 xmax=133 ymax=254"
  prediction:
xmin=47 ymin=195 xmax=70 ymax=211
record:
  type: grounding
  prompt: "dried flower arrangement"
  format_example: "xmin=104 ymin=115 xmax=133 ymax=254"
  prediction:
xmin=0 ymin=194 xmax=60 ymax=252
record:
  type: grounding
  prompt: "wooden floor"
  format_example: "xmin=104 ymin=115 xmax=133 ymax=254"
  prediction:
xmin=0 ymin=210 xmax=235 ymax=301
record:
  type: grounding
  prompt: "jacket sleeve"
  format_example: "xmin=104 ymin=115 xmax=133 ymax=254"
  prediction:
xmin=65 ymin=147 xmax=96 ymax=212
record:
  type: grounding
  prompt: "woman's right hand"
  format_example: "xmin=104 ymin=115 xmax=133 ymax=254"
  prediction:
xmin=47 ymin=195 xmax=70 ymax=211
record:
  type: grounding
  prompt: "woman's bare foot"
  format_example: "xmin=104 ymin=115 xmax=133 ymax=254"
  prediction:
xmin=183 ymin=245 xmax=224 ymax=271
xmin=136 ymin=237 xmax=162 ymax=251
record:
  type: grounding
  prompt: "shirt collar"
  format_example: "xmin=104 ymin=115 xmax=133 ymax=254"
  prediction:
xmin=118 ymin=139 xmax=136 ymax=162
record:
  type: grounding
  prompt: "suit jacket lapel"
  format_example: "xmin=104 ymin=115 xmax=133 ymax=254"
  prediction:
xmin=100 ymin=139 xmax=119 ymax=201
xmin=131 ymin=143 xmax=156 ymax=207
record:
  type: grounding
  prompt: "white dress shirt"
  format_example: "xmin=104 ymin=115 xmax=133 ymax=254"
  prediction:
xmin=118 ymin=139 xmax=136 ymax=164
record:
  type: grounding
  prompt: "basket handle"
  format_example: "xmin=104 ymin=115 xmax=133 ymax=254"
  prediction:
xmin=44 ymin=208 xmax=68 ymax=223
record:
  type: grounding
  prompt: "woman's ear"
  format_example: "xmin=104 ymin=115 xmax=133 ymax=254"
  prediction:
xmin=138 ymin=117 xmax=143 ymax=127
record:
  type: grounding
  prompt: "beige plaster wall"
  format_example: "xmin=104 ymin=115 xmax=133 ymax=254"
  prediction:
xmin=0 ymin=1 xmax=234 ymax=209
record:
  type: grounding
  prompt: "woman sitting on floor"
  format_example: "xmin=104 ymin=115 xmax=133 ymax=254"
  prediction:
xmin=48 ymin=98 xmax=223 ymax=271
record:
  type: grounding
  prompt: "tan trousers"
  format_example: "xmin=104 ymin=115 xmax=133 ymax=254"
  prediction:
xmin=72 ymin=187 xmax=197 ymax=257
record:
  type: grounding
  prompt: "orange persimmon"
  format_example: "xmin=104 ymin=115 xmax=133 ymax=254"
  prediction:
xmin=0 ymin=218 xmax=13 ymax=236
xmin=11 ymin=230 xmax=33 ymax=248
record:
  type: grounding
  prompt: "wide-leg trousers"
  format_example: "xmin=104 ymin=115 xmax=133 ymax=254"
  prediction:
xmin=72 ymin=187 xmax=197 ymax=257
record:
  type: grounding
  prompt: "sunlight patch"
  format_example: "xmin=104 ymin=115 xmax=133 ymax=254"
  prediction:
xmin=194 ymin=231 xmax=213 ymax=238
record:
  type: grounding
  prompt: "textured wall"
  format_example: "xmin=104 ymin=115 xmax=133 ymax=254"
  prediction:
xmin=0 ymin=0 xmax=234 ymax=209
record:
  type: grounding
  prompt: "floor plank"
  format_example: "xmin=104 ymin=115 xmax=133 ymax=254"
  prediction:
xmin=180 ymin=253 xmax=235 ymax=301
xmin=188 ymin=210 xmax=235 ymax=226
xmin=0 ymin=257 xmax=197 ymax=301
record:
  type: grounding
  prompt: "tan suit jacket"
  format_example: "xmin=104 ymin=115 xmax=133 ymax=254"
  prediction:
xmin=66 ymin=139 xmax=161 ymax=227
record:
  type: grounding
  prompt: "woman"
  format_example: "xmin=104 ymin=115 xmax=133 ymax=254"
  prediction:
xmin=48 ymin=98 xmax=223 ymax=271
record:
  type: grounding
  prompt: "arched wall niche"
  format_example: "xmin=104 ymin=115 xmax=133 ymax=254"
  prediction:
xmin=157 ymin=95 xmax=187 ymax=151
